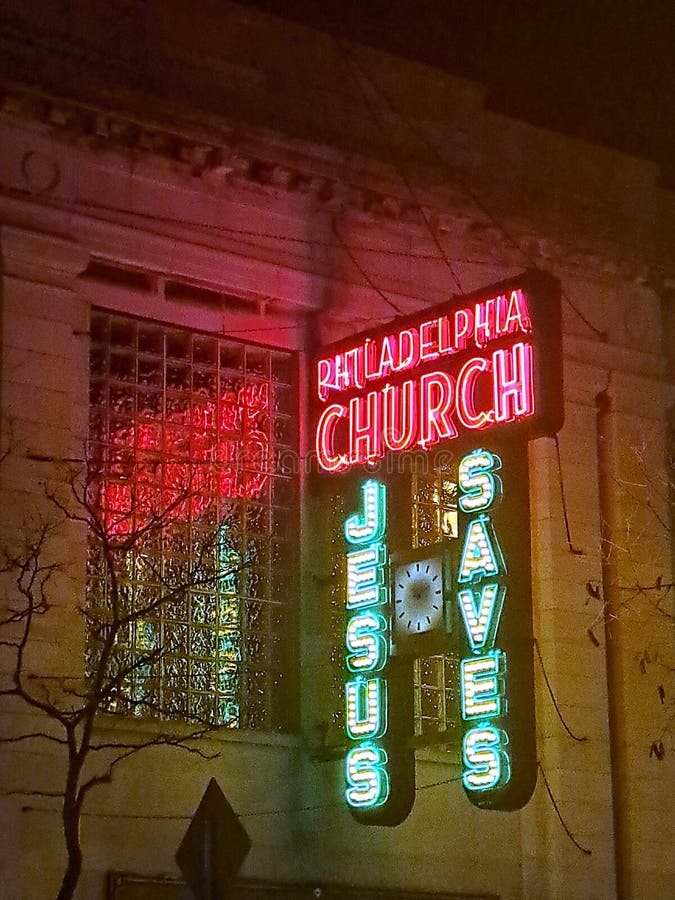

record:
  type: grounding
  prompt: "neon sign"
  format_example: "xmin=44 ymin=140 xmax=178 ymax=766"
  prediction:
xmin=456 ymin=449 xmax=510 ymax=793
xmin=455 ymin=442 xmax=536 ymax=810
xmin=343 ymin=480 xmax=415 ymax=825
xmin=344 ymin=480 xmax=391 ymax=810
xmin=313 ymin=271 xmax=562 ymax=472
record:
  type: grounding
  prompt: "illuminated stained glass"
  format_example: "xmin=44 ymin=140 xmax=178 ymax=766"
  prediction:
xmin=87 ymin=312 xmax=296 ymax=729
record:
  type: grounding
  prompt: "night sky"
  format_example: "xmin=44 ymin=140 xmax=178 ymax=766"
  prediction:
xmin=239 ymin=0 xmax=675 ymax=184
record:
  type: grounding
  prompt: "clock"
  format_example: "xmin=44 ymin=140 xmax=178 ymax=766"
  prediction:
xmin=392 ymin=549 xmax=450 ymax=651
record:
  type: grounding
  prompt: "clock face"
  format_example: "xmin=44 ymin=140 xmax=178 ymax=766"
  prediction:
xmin=393 ymin=557 xmax=445 ymax=638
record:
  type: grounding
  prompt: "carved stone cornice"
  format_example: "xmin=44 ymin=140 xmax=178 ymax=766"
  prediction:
xmin=0 ymin=86 xmax=427 ymax=226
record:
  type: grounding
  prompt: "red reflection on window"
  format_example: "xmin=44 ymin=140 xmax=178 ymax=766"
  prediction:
xmin=102 ymin=383 xmax=269 ymax=534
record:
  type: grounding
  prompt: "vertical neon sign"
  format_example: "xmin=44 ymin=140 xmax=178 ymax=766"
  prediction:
xmin=344 ymin=480 xmax=391 ymax=810
xmin=457 ymin=449 xmax=511 ymax=793
xmin=455 ymin=444 xmax=536 ymax=810
xmin=342 ymin=479 xmax=416 ymax=825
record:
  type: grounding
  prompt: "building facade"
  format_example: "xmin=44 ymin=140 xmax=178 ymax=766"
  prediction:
xmin=0 ymin=2 xmax=673 ymax=898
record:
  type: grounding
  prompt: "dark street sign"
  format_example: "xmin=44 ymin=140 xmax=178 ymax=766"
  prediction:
xmin=176 ymin=779 xmax=251 ymax=900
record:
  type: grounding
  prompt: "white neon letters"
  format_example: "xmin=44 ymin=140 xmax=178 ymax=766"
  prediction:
xmin=457 ymin=449 xmax=510 ymax=793
xmin=460 ymin=652 xmax=505 ymax=719
xmin=345 ymin=480 xmax=386 ymax=543
xmin=457 ymin=583 xmax=506 ymax=653
xmin=344 ymin=480 xmax=391 ymax=810
xmin=346 ymin=545 xmax=386 ymax=609
xmin=345 ymin=744 xmax=390 ymax=808
xmin=346 ymin=613 xmax=388 ymax=672
xmin=346 ymin=676 xmax=387 ymax=739
xmin=463 ymin=726 xmax=511 ymax=791
xmin=458 ymin=449 xmax=502 ymax=512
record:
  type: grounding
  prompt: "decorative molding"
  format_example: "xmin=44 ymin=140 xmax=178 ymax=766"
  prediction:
xmin=0 ymin=224 xmax=89 ymax=285
xmin=0 ymin=87 xmax=426 ymax=226
xmin=1 ymin=88 xmax=672 ymax=294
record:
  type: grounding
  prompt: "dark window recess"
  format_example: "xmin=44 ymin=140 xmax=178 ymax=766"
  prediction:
xmin=165 ymin=279 xmax=260 ymax=314
xmin=83 ymin=260 xmax=153 ymax=291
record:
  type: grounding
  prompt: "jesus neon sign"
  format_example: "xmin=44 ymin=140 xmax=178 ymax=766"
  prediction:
xmin=343 ymin=480 xmax=416 ymax=825
xmin=313 ymin=271 xmax=561 ymax=472
xmin=344 ymin=480 xmax=391 ymax=810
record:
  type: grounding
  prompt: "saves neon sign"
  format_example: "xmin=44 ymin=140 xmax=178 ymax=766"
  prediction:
xmin=454 ymin=439 xmax=536 ymax=810
xmin=457 ymin=449 xmax=510 ymax=793
xmin=313 ymin=270 xmax=562 ymax=471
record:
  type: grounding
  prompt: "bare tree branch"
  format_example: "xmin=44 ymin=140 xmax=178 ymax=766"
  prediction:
xmin=0 ymin=461 xmax=234 ymax=899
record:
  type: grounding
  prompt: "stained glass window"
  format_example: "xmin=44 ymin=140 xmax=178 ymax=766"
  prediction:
xmin=411 ymin=467 xmax=460 ymax=742
xmin=87 ymin=312 xmax=296 ymax=730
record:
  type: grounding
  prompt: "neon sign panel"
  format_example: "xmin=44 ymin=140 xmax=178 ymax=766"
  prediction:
xmin=313 ymin=271 xmax=562 ymax=472
xmin=454 ymin=441 xmax=537 ymax=811
xmin=344 ymin=480 xmax=391 ymax=810
xmin=457 ymin=449 xmax=510 ymax=792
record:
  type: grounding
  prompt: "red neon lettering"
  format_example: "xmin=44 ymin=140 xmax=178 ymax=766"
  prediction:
xmin=395 ymin=329 xmax=420 ymax=372
xmin=419 ymin=371 xmax=457 ymax=449
xmin=336 ymin=348 xmax=365 ymax=391
xmin=493 ymin=342 xmax=534 ymax=423
xmin=350 ymin=391 xmax=383 ymax=464
xmin=496 ymin=295 xmax=508 ymax=333
xmin=503 ymin=290 xmax=532 ymax=335
xmin=419 ymin=320 xmax=440 ymax=361
xmin=456 ymin=357 xmax=493 ymax=429
xmin=383 ymin=381 xmax=418 ymax=452
xmin=377 ymin=337 xmax=396 ymax=380
xmin=364 ymin=339 xmax=379 ymax=381
xmin=316 ymin=403 xmax=348 ymax=472
xmin=454 ymin=309 xmax=474 ymax=351
xmin=474 ymin=299 xmax=497 ymax=348
xmin=438 ymin=315 xmax=455 ymax=355
xmin=317 ymin=357 xmax=335 ymax=401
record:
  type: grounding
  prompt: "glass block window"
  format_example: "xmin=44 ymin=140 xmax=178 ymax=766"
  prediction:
xmin=411 ymin=466 xmax=460 ymax=742
xmin=87 ymin=312 xmax=296 ymax=730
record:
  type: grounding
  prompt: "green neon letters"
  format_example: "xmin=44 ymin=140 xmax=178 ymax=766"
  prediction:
xmin=344 ymin=480 xmax=391 ymax=810
xmin=346 ymin=612 xmax=388 ymax=672
xmin=457 ymin=583 xmax=506 ymax=653
xmin=458 ymin=449 xmax=503 ymax=513
xmin=463 ymin=725 xmax=511 ymax=791
xmin=457 ymin=449 xmax=511 ymax=794
xmin=345 ymin=743 xmax=390 ymax=808
xmin=457 ymin=514 xmax=505 ymax=583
